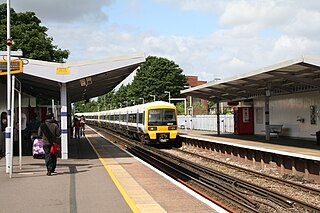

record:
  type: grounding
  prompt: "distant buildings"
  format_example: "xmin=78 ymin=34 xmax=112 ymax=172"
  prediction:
xmin=185 ymin=76 xmax=208 ymax=115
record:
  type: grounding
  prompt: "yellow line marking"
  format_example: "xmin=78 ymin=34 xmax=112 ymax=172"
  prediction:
xmin=86 ymin=136 xmax=140 ymax=213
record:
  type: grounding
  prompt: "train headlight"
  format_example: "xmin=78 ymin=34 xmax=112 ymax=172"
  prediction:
xmin=168 ymin=126 xmax=177 ymax=130
xmin=148 ymin=127 xmax=157 ymax=131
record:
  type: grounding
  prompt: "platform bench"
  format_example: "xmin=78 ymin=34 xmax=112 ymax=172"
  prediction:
xmin=262 ymin=125 xmax=283 ymax=138
xmin=269 ymin=125 xmax=283 ymax=138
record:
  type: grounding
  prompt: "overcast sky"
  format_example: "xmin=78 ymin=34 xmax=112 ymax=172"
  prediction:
xmin=3 ymin=0 xmax=320 ymax=82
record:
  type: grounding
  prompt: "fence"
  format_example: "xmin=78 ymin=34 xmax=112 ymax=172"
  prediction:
xmin=178 ymin=115 xmax=234 ymax=133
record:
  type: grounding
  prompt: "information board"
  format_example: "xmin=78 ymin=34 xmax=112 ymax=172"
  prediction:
xmin=0 ymin=60 xmax=23 ymax=75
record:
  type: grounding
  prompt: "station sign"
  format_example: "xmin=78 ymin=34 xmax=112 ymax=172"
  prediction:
xmin=56 ymin=67 xmax=70 ymax=74
xmin=0 ymin=60 xmax=23 ymax=75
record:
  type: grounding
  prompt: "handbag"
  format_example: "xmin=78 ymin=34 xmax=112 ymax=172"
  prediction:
xmin=50 ymin=143 xmax=60 ymax=155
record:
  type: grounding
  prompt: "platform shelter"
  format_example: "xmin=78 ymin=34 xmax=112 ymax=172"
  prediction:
xmin=181 ymin=56 xmax=320 ymax=141
xmin=0 ymin=53 xmax=145 ymax=159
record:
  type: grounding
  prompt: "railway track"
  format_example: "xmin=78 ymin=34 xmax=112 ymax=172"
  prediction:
xmin=169 ymin=148 xmax=320 ymax=207
xmin=92 ymin=125 xmax=320 ymax=212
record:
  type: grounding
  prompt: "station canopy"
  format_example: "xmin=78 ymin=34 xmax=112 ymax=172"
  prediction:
xmin=8 ymin=53 xmax=145 ymax=103
xmin=181 ymin=56 xmax=320 ymax=102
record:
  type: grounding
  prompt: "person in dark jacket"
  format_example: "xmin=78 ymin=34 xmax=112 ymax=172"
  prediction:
xmin=38 ymin=113 xmax=61 ymax=176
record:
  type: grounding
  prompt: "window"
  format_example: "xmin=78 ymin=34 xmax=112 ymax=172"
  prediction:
xmin=148 ymin=109 xmax=176 ymax=126
xmin=256 ymin=107 xmax=263 ymax=124
xmin=138 ymin=113 xmax=143 ymax=124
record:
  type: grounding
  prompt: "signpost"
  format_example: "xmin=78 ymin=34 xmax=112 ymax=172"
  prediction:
xmin=0 ymin=60 xmax=23 ymax=75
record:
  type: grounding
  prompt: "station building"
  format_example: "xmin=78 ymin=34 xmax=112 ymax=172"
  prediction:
xmin=181 ymin=56 xmax=320 ymax=142
xmin=0 ymin=53 xmax=145 ymax=159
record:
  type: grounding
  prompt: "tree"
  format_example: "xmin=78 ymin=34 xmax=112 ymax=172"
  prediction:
xmin=130 ymin=56 xmax=187 ymax=103
xmin=0 ymin=4 xmax=69 ymax=62
xmin=76 ymin=56 xmax=187 ymax=112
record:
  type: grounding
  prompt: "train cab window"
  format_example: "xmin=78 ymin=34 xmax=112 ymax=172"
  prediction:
xmin=148 ymin=109 xmax=176 ymax=126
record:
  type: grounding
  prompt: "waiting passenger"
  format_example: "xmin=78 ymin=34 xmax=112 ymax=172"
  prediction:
xmin=73 ymin=116 xmax=81 ymax=139
xmin=80 ymin=115 xmax=86 ymax=136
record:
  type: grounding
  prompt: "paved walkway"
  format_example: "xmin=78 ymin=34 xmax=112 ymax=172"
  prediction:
xmin=0 ymin=137 xmax=132 ymax=213
xmin=0 ymin=128 xmax=220 ymax=213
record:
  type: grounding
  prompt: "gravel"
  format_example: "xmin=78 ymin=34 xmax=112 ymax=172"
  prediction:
xmin=163 ymin=145 xmax=320 ymax=209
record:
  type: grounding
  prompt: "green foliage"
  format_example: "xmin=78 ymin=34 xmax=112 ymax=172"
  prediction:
xmin=76 ymin=56 xmax=187 ymax=112
xmin=130 ymin=56 xmax=187 ymax=103
xmin=176 ymin=101 xmax=186 ymax=115
xmin=0 ymin=4 xmax=69 ymax=62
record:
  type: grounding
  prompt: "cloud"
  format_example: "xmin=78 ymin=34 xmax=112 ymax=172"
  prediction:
xmin=2 ymin=0 xmax=320 ymax=83
xmin=3 ymin=0 xmax=111 ymax=23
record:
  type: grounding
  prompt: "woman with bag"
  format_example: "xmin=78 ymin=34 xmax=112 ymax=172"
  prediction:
xmin=38 ymin=113 xmax=61 ymax=176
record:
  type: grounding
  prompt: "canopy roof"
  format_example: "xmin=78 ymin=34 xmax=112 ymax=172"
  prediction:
xmin=181 ymin=56 xmax=320 ymax=101
xmin=5 ymin=53 xmax=145 ymax=103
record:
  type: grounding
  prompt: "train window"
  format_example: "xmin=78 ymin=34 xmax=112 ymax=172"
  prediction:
xmin=132 ymin=114 xmax=135 ymax=123
xmin=129 ymin=114 xmax=136 ymax=123
xmin=138 ymin=113 xmax=143 ymax=124
xmin=148 ymin=109 xmax=176 ymax=126
xmin=142 ymin=112 xmax=145 ymax=124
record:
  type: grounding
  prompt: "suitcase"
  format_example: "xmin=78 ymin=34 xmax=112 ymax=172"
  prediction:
xmin=32 ymin=138 xmax=45 ymax=159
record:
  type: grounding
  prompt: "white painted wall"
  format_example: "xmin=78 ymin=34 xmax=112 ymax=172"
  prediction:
xmin=254 ymin=91 xmax=320 ymax=139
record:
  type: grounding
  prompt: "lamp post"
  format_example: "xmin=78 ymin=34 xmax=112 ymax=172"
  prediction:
xmin=164 ymin=91 xmax=171 ymax=103
xmin=184 ymin=86 xmax=193 ymax=115
xmin=139 ymin=97 xmax=144 ymax=104
xmin=150 ymin=95 xmax=155 ymax=102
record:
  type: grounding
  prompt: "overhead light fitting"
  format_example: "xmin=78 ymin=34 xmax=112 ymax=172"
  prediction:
xmin=86 ymin=77 xmax=92 ymax=85
xmin=80 ymin=79 xmax=86 ymax=87
xmin=80 ymin=77 xmax=93 ymax=86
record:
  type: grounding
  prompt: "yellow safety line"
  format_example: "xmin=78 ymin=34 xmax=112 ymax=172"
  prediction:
xmin=86 ymin=136 xmax=140 ymax=213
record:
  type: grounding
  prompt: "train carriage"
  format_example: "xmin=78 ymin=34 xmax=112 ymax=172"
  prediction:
xmin=77 ymin=101 xmax=178 ymax=145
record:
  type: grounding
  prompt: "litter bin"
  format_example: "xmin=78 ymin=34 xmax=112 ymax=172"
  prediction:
xmin=316 ymin=131 xmax=320 ymax=145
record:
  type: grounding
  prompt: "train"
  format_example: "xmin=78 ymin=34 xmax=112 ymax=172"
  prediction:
xmin=76 ymin=101 xmax=179 ymax=145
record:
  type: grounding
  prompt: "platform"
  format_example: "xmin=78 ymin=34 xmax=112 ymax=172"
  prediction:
xmin=0 ymin=128 xmax=222 ymax=213
xmin=178 ymin=129 xmax=320 ymax=162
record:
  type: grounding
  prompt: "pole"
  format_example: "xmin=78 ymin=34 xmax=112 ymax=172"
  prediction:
xmin=189 ymin=96 xmax=193 ymax=116
xmin=5 ymin=0 xmax=11 ymax=174
xmin=9 ymin=75 xmax=15 ymax=178
xmin=216 ymin=99 xmax=220 ymax=135
xmin=19 ymin=88 xmax=21 ymax=170
xmin=6 ymin=0 xmax=11 ymax=127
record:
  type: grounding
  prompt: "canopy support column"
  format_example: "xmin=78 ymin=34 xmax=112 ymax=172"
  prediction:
xmin=216 ymin=99 xmax=220 ymax=135
xmin=265 ymin=89 xmax=270 ymax=141
xmin=60 ymin=83 xmax=68 ymax=159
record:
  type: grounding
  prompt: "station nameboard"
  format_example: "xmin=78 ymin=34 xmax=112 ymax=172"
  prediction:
xmin=0 ymin=60 xmax=23 ymax=75
xmin=56 ymin=67 xmax=70 ymax=74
